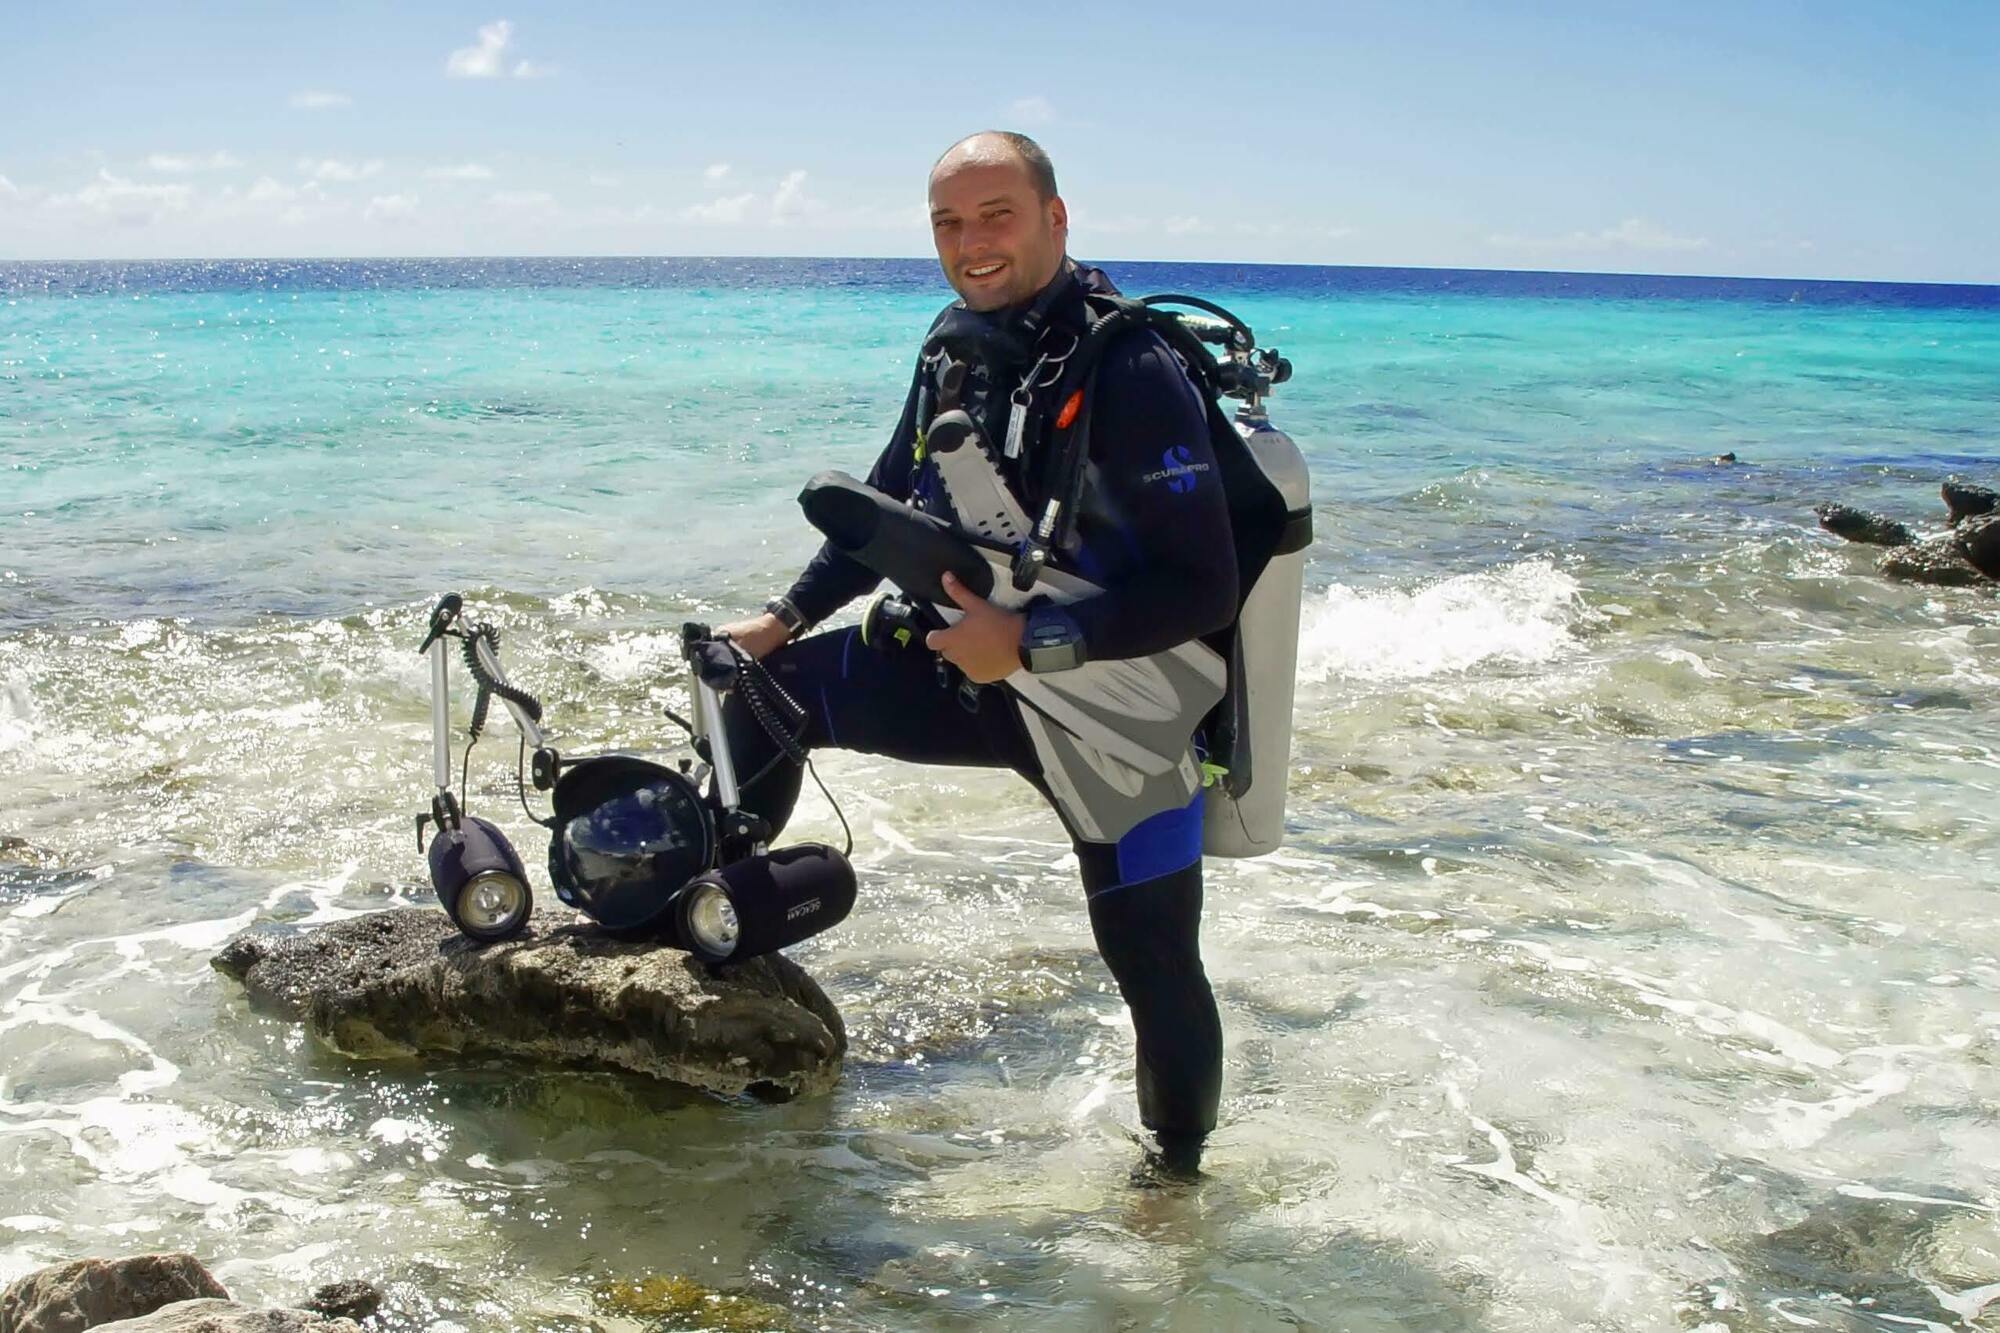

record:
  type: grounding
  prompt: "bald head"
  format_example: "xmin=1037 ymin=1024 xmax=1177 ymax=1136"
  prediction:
xmin=931 ymin=131 xmax=1058 ymax=202
xmin=927 ymin=130 xmax=1068 ymax=311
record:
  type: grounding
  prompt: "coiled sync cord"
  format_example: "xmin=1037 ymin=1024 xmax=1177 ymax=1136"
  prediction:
xmin=723 ymin=640 xmax=852 ymax=857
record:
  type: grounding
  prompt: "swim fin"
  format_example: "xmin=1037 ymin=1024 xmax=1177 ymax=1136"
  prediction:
xmin=799 ymin=470 xmax=1225 ymax=844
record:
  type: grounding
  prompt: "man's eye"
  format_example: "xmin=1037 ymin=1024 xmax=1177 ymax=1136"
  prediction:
xmin=933 ymin=218 xmax=959 ymax=231
xmin=986 ymin=209 xmax=1011 ymax=221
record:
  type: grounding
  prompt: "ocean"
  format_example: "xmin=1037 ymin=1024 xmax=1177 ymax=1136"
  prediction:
xmin=2 ymin=257 xmax=1998 ymax=1330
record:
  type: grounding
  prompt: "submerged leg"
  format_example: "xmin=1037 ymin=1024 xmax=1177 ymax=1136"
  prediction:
xmin=1077 ymin=801 xmax=1223 ymax=1173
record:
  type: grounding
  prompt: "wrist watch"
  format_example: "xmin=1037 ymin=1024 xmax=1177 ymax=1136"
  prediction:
xmin=1019 ymin=604 xmax=1087 ymax=674
xmin=764 ymin=596 xmax=808 ymax=640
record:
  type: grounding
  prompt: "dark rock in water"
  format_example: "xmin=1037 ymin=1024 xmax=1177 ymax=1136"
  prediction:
xmin=212 ymin=908 xmax=846 ymax=1099
xmin=92 ymin=1299 xmax=359 ymax=1330
xmin=1814 ymin=502 xmax=1915 ymax=547
xmin=1941 ymin=478 xmax=1999 ymax=526
xmin=1877 ymin=534 xmax=1990 ymax=587
xmin=1953 ymin=511 xmax=2000 ymax=580
xmin=0 ymin=1253 xmax=229 ymax=1332
xmin=300 ymin=1282 xmax=380 ymax=1324
xmin=1712 ymin=452 xmax=1737 ymax=464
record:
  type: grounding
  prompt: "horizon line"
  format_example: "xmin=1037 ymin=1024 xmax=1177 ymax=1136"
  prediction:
xmin=1 ymin=253 xmax=1995 ymax=292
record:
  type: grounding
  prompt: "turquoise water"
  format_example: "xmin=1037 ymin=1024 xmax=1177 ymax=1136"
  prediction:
xmin=3 ymin=259 xmax=2000 ymax=1330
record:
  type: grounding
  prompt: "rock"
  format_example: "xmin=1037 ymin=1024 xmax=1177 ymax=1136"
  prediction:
xmin=1942 ymin=478 xmax=1998 ymax=526
xmin=0 ymin=1253 xmax=228 ymax=1333
xmin=90 ymin=1299 xmax=358 ymax=1331
xmin=1878 ymin=533 xmax=1989 ymax=587
xmin=1814 ymin=502 xmax=1915 ymax=547
xmin=1953 ymin=512 xmax=2000 ymax=581
xmin=212 ymin=909 xmax=845 ymax=1099
xmin=1712 ymin=452 xmax=1738 ymax=464
xmin=299 ymin=1283 xmax=378 ymax=1325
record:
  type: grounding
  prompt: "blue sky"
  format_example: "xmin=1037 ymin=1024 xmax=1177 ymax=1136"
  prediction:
xmin=2 ymin=1 xmax=1994 ymax=281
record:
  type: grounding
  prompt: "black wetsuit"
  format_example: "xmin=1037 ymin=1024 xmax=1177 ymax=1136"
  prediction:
xmin=728 ymin=265 xmax=1236 ymax=1155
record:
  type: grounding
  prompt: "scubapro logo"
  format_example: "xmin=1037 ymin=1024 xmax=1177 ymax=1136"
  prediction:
xmin=1144 ymin=445 xmax=1209 ymax=494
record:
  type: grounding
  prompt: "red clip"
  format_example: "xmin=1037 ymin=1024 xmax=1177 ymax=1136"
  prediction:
xmin=1055 ymin=389 xmax=1083 ymax=431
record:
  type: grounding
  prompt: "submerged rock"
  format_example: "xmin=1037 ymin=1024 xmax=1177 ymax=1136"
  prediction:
xmin=92 ymin=1299 xmax=358 ymax=1330
xmin=1877 ymin=534 xmax=1988 ymax=587
xmin=1814 ymin=502 xmax=1915 ymax=547
xmin=212 ymin=909 xmax=845 ymax=1099
xmin=0 ymin=1253 xmax=228 ymax=1333
xmin=1942 ymin=478 xmax=1999 ymax=527
xmin=298 ymin=1283 xmax=379 ymax=1325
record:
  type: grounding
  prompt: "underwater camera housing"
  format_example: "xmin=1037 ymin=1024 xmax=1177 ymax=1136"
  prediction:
xmin=414 ymin=596 xmax=855 ymax=961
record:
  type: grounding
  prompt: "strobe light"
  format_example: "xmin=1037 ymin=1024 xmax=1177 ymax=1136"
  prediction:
xmin=428 ymin=815 xmax=533 ymax=942
xmin=676 ymin=843 xmax=857 ymax=965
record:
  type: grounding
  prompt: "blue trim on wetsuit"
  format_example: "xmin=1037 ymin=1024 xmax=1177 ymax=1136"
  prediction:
xmin=1104 ymin=788 xmax=1205 ymax=893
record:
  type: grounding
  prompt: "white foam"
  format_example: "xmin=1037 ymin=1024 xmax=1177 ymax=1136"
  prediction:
xmin=1297 ymin=559 xmax=1589 ymax=684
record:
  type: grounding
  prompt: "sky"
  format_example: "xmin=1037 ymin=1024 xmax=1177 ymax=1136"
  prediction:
xmin=1 ymin=1 xmax=1995 ymax=282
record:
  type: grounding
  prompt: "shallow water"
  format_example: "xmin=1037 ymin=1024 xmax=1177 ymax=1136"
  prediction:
xmin=3 ymin=260 xmax=1999 ymax=1330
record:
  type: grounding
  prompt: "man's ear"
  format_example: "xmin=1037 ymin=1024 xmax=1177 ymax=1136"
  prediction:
xmin=1048 ymin=194 xmax=1068 ymax=238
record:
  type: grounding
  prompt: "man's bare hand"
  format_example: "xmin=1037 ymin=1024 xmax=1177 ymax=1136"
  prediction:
xmin=925 ymin=572 xmax=1024 ymax=684
xmin=714 ymin=611 xmax=791 ymax=661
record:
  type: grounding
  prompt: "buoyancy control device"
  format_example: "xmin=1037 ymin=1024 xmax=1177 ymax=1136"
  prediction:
xmin=898 ymin=289 xmax=1313 ymax=857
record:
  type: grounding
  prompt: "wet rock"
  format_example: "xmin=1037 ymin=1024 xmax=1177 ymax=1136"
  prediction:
xmin=1942 ymin=478 xmax=1999 ymax=526
xmin=1877 ymin=533 xmax=1989 ymax=587
xmin=91 ymin=1299 xmax=358 ymax=1330
xmin=212 ymin=908 xmax=845 ymax=1099
xmin=299 ymin=1283 xmax=379 ymax=1325
xmin=1711 ymin=452 xmax=1737 ymax=464
xmin=0 ymin=1253 xmax=228 ymax=1332
xmin=592 ymin=1275 xmax=791 ymax=1331
xmin=1953 ymin=511 xmax=2000 ymax=581
xmin=1814 ymin=502 xmax=1915 ymax=547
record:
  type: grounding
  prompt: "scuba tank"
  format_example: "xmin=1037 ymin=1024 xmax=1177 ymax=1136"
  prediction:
xmin=1204 ymin=396 xmax=1311 ymax=858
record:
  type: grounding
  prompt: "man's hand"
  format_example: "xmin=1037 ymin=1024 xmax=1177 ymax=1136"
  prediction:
xmin=713 ymin=611 xmax=792 ymax=661
xmin=925 ymin=572 xmax=1024 ymax=684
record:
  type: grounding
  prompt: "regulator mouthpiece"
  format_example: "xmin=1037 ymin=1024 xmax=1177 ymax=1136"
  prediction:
xmin=676 ymin=843 xmax=857 ymax=965
xmin=429 ymin=815 xmax=533 ymax=942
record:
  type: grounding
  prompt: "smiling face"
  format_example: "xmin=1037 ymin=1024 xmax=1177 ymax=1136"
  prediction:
xmin=928 ymin=142 xmax=1068 ymax=313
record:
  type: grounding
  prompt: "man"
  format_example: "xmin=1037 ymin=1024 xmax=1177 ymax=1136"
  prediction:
xmin=716 ymin=131 xmax=1237 ymax=1176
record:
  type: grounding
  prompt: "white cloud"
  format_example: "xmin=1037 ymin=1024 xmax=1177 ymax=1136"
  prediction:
xmin=1007 ymin=96 xmax=1056 ymax=127
xmin=587 ymin=172 xmax=621 ymax=188
xmin=682 ymin=192 xmax=755 ymax=224
xmin=363 ymin=193 xmax=418 ymax=222
xmin=1163 ymin=215 xmax=1210 ymax=236
xmin=45 ymin=169 xmax=194 ymax=224
xmin=446 ymin=20 xmax=548 ymax=79
xmin=0 ymin=174 xmax=17 ymax=199
xmin=1488 ymin=217 xmax=1709 ymax=255
xmin=210 ymin=177 xmax=335 ymax=226
xmin=703 ymin=162 xmax=732 ymax=185
xmin=771 ymin=169 xmax=816 ymax=224
xmin=146 ymin=151 xmax=242 ymax=174
xmin=289 ymin=90 xmax=351 ymax=110
xmin=299 ymin=158 xmax=384 ymax=183
xmin=491 ymin=189 xmax=555 ymax=210
xmin=425 ymin=162 xmax=495 ymax=181
xmin=1232 ymin=221 xmax=1355 ymax=241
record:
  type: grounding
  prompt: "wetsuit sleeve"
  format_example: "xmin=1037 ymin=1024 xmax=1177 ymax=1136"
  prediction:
xmin=782 ymin=370 xmax=922 ymax=626
xmin=1062 ymin=333 xmax=1238 ymax=660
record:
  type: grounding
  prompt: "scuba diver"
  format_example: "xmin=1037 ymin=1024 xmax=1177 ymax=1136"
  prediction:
xmin=716 ymin=130 xmax=1307 ymax=1177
